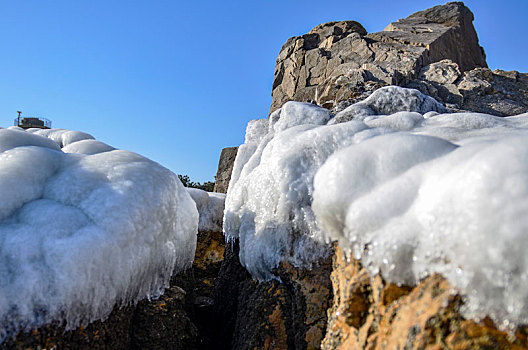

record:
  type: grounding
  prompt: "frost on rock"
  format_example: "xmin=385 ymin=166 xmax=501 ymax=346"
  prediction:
xmin=226 ymin=85 xmax=528 ymax=329
xmin=331 ymin=85 xmax=448 ymax=124
xmin=313 ymin=112 xmax=528 ymax=330
xmin=186 ymin=188 xmax=226 ymax=233
xmin=0 ymin=128 xmax=198 ymax=341
xmin=225 ymin=101 xmax=357 ymax=280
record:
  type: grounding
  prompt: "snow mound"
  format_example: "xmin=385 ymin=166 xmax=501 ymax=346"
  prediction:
xmin=29 ymin=128 xmax=95 ymax=147
xmin=0 ymin=128 xmax=198 ymax=341
xmin=187 ymin=188 xmax=226 ymax=232
xmin=61 ymin=139 xmax=116 ymax=155
xmin=314 ymin=113 xmax=528 ymax=330
xmin=225 ymin=86 xmax=528 ymax=329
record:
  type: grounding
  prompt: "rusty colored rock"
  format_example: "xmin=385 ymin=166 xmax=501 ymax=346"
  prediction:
xmin=322 ymin=246 xmax=528 ymax=350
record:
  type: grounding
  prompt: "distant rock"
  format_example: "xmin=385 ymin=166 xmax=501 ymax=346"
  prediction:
xmin=213 ymin=146 xmax=238 ymax=193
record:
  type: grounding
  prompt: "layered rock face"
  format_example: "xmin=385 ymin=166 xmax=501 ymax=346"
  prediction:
xmin=271 ymin=2 xmax=527 ymax=117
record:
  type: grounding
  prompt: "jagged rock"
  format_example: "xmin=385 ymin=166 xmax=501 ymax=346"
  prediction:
xmin=418 ymin=59 xmax=461 ymax=84
xmin=408 ymin=65 xmax=528 ymax=115
xmin=270 ymin=2 xmax=487 ymax=113
xmin=212 ymin=235 xmax=333 ymax=350
xmin=213 ymin=239 xmax=252 ymax=350
xmin=226 ymin=258 xmax=333 ymax=350
xmin=322 ymin=246 xmax=528 ymax=349
xmin=213 ymin=146 xmax=238 ymax=193
xmin=457 ymin=68 xmax=528 ymax=115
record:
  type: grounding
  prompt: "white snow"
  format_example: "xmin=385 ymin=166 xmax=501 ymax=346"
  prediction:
xmin=0 ymin=128 xmax=198 ymax=341
xmin=186 ymin=188 xmax=226 ymax=233
xmin=225 ymin=86 xmax=528 ymax=329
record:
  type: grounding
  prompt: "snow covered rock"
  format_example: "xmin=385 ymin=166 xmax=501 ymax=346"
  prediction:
xmin=0 ymin=128 xmax=198 ymax=341
xmin=331 ymin=86 xmax=448 ymax=124
xmin=226 ymin=85 xmax=528 ymax=330
xmin=186 ymin=188 xmax=225 ymax=233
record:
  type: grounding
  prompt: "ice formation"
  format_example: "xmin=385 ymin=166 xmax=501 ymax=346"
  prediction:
xmin=224 ymin=85 xmax=528 ymax=328
xmin=186 ymin=188 xmax=226 ymax=232
xmin=0 ymin=128 xmax=198 ymax=341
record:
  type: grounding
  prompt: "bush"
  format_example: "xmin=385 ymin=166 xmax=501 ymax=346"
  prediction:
xmin=178 ymin=174 xmax=215 ymax=192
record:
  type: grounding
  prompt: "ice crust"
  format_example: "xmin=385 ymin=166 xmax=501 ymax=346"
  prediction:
xmin=186 ymin=188 xmax=226 ymax=233
xmin=224 ymin=86 xmax=528 ymax=328
xmin=0 ymin=128 xmax=198 ymax=340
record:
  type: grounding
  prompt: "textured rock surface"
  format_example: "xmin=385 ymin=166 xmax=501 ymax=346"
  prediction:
xmin=2 ymin=272 xmax=198 ymax=350
xmin=409 ymin=63 xmax=528 ymax=115
xmin=270 ymin=2 xmax=487 ymax=113
xmin=213 ymin=239 xmax=252 ymax=350
xmin=214 ymin=146 xmax=238 ymax=193
xmin=322 ymin=246 xmax=528 ymax=350
xmin=192 ymin=229 xmax=226 ymax=349
xmin=218 ymin=254 xmax=333 ymax=350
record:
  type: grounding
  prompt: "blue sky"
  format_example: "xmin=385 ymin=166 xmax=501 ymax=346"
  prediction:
xmin=0 ymin=0 xmax=526 ymax=182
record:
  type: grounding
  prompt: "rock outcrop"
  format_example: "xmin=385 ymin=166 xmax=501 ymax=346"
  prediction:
xmin=270 ymin=2 xmax=487 ymax=113
xmin=270 ymin=2 xmax=527 ymax=117
xmin=409 ymin=62 xmax=528 ymax=116
xmin=214 ymin=147 xmax=238 ymax=193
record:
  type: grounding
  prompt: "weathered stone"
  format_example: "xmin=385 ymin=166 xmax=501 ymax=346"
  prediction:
xmin=456 ymin=68 xmax=528 ymax=116
xmin=213 ymin=146 xmax=238 ymax=193
xmin=321 ymin=246 xmax=528 ymax=350
xmin=131 ymin=280 xmax=198 ymax=350
xmin=3 ymin=271 xmax=199 ymax=350
xmin=191 ymin=229 xmax=226 ymax=349
xmin=213 ymin=239 xmax=252 ymax=349
xmin=270 ymin=2 xmax=487 ymax=113
xmin=212 ymin=237 xmax=333 ymax=350
xmin=419 ymin=59 xmax=461 ymax=84
xmin=228 ymin=258 xmax=333 ymax=350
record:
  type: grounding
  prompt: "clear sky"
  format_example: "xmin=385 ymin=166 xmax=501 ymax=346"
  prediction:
xmin=0 ymin=0 xmax=526 ymax=182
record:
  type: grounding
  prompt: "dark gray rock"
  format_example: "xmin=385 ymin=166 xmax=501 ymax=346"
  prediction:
xmin=213 ymin=147 xmax=238 ymax=194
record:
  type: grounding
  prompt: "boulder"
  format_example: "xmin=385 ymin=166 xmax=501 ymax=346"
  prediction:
xmin=270 ymin=2 xmax=487 ymax=113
